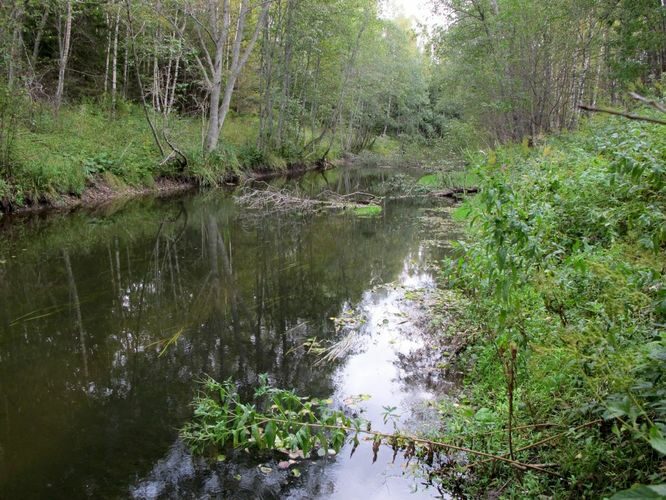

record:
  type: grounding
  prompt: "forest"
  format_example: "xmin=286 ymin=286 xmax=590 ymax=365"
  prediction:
xmin=0 ymin=0 xmax=663 ymax=206
xmin=0 ymin=0 xmax=665 ymax=498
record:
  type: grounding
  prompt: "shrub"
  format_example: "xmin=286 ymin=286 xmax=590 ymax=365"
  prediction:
xmin=438 ymin=116 xmax=665 ymax=497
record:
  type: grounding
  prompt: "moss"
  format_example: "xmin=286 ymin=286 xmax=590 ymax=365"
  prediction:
xmin=351 ymin=205 xmax=382 ymax=217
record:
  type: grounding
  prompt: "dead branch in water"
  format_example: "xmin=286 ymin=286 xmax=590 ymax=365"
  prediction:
xmin=237 ymin=182 xmax=381 ymax=214
xmin=432 ymin=187 xmax=479 ymax=198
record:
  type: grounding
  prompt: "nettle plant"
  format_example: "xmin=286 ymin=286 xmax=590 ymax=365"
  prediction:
xmin=182 ymin=376 xmax=352 ymax=458
xmin=181 ymin=376 xmax=435 ymax=465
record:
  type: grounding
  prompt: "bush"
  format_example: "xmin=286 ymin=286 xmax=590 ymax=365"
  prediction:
xmin=437 ymin=115 xmax=665 ymax=497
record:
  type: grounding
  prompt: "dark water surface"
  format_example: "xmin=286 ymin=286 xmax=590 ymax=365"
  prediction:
xmin=0 ymin=167 xmax=457 ymax=499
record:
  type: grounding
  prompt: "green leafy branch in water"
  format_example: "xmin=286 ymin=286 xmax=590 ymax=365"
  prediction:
xmin=181 ymin=376 xmax=569 ymax=476
xmin=182 ymin=375 xmax=351 ymax=458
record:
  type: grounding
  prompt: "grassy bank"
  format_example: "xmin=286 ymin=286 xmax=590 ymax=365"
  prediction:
xmin=433 ymin=115 xmax=665 ymax=497
xmin=0 ymin=101 xmax=468 ymax=213
xmin=0 ymin=102 xmax=324 ymax=212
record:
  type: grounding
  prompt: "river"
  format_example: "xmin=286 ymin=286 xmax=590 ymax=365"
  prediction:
xmin=0 ymin=166 xmax=460 ymax=499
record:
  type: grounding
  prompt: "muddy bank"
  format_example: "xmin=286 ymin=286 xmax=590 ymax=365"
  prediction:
xmin=0 ymin=177 xmax=198 ymax=218
xmin=0 ymin=161 xmax=335 ymax=218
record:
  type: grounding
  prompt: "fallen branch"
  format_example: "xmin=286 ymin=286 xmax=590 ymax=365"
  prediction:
xmin=629 ymin=92 xmax=666 ymax=114
xmin=162 ymin=131 xmax=188 ymax=170
xmin=463 ymin=418 xmax=604 ymax=471
xmin=261 ymin=417 xmax=562 ymax=477
xmin=237 ymin=182 xmax=382 ymax=214
xmin=578 ymin=104 xmax=666 ymax=126
xmin=432 ymin=187 xmax=479 ymax=198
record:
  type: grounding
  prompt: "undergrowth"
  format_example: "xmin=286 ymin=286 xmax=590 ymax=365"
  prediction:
xmin=0 ymin=101 xmax=333 ymax=208
xmin=437 ymin=115 xmax=665 ymax=497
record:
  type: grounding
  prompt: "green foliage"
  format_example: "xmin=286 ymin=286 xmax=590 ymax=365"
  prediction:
xmin=610 ymin=483 xmax=666 ymax=499
xmin=187 ymin=143 xmax=241 ymax=186
xmin=237 ymin=143 xmax=266 ymax=171
xmin=429 ymin=0 xmax=665 ymax=142
xmin=438 ymin=116 xmax=665 ymax=497
xmin=418 ymin=171 xmax=477 ymax=189
xmin=1 ymin=102 xmax=284 ymax=205
xmin=182 ymin=376 xmax=354 ymax=457
xmin=351 ymin=205 xmax=382 ymax=217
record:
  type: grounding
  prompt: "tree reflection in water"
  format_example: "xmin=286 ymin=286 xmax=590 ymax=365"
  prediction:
xmin=0 ymin=167 xmax=454 ymax=498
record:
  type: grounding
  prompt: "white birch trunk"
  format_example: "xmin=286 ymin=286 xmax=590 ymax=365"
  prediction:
xmin=55 ymin=0 xmax=73 ymax=113
xmin=111 ymin=8 xmax=121 ymax=114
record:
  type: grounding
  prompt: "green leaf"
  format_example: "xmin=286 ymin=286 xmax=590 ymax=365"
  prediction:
xmin=609 ymin=483 xmax=666 ymax=499
xmin=648 ymin=426 xmax=666 ymax=455
xmin=474 ymin=407 xmax=496 ymax=424
xmin=252 ymin=424 xmax=263 ymax=449
xmin=264 ymin=421 xmax=277 ymax=449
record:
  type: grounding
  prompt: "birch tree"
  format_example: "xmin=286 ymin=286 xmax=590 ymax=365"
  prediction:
xmin=188 ymin=0 xmax=270 ymax=153
xmin=54 ymin=0 xmax=73 ymax=113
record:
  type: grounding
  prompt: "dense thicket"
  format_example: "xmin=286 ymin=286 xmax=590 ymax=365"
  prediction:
xmin=437 ymin=113 xmax=666 ymax=498
xmin=429 ymin=0 xmax=666 ymax=142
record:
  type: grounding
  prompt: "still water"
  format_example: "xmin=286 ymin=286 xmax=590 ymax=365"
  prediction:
xmin=0 ymin=167 xmax=458 ymax=499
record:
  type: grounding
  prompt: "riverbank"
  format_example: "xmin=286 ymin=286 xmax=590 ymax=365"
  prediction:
xmin=1 ymin=102 xmax=458 ymax=216
xmin=0 ymin=103 xmax=343 ymax=215
xmin=430 ymin=115 xmax=665 ymax=497
xmin=3 ymin=162 xmax=343 ymax=217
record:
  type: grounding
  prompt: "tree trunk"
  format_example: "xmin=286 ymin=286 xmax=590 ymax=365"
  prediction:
xmin=277 ymin=0 xmax=294 ymax=145
xmin=104 ymin=11 xmax=112 ymax=94
xmin=204 ymin=0 xmax=269 ymax=152
xmin=122 ymin=21 xmax=130 ymax=98
xmin=124 ymin=0 xmax=164 ymax=156
xmin=111 ymin=8 xmax=121 ymax=115
xmin=32 ymin=7 xmax=49 ymax=65
xmin=7 ymin=3 xmax=24 ymax=89
xmin=55 ymin=0 xmax=73 ymax=113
